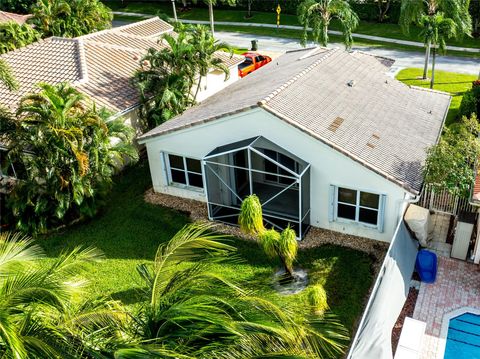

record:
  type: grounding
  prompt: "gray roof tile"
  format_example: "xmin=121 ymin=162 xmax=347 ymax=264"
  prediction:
xmin=140 ymin=47 xmax=450 ymax=194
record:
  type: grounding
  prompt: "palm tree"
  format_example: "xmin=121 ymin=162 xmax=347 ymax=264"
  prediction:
xmin=0 ymin=231 xmax=125 ymax=358
xmin=192 ymin=0 xmax=236 ymax=36
xmin=400 ymin=0 xmax=472 ymax=80
xmin=115 ymin=222 xmax=349 ymax=358
xmin=188 ymin=25 xmax=232 ymax=100
xmin=297 ymin=0 xmax=359 ymax=49
xmin=419 ymin=13 xmax=457 ymax=88
xmin=3 ymin=82 xmax=137 ymax=234
xmin=0 ymin=59 xmax=18 ymax=91
xmin=0 ymin=21 xmax=40 ymax=54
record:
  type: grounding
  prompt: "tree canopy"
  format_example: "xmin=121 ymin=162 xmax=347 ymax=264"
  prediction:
xmin=30 ymin=0 xmax=112 ymax=38
xmin=423 ymin=114 xmax=480 ymax=199
xmin=1 ymin=82 xmax=138 ymax=234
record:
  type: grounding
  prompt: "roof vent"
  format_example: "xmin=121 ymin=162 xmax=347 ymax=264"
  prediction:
xmin=328 ymin=117 xmax=345 ymax=132
xmin=347 ymin=80 xmax=355 ymax=87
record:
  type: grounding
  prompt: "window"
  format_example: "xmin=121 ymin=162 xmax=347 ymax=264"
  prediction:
xmin=336 ymin=187 xmax=380 ymax=226
xmin=262 ymin=149 xmax=298 ymax=185
xmin=167 ymin=154 xmax=203 ymax=189
xmin=255 ymin=55 xmax=265 ymax=62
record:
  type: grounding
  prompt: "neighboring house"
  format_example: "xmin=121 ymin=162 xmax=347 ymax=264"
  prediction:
xmin=138 ymin=47 xmax=451 ymax=242
xmin=0 ymin=17 xmax=243 ymax=130
xmin=0 ymin=11 xmax=32 ymax=25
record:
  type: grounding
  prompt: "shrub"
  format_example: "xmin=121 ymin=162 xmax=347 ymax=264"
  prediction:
xmin=238 ymin=194 xmax=265 ymax=234
xmin=0 ymin=21 xmax=40 ymax=54
xmin=459 ymin=90 xmax=478 ymax=119
xmin=307 ymin=284 xmax=329 ymax=315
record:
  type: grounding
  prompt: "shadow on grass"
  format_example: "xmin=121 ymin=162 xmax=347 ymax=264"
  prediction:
xmin=111 ymin=287 xmax=148 ymax=305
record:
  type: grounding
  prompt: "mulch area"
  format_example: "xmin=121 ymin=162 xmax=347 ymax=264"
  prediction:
xmin=391 ymin=287 xmax=419 ymax=355
xmin=144 ymin=189 xmax=389 ymax=269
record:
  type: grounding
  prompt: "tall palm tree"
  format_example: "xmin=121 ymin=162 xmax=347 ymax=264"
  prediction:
xmin=115 ymin=222 xmax=349 ymax=358
xmin=192 ymin=0 xmax=236 ymax=36
xmin=419 ymin=13 xmax=457 ymax=88
xmin=0 ymin=231 xmax=125 ymax=358
xmin=0 ymin=59 xmax=18 ymax=91
xmin=188 ymin=25 xmax=232 ymax=100
xmin=3 ymin=82 xmax=137 ymax=234
xmin=298 ymin=0 xmax=359 ymax=49
xmin=400 ymin=0 xmax=472 ymax=80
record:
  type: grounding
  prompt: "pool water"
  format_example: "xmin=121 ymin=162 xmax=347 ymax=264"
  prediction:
xmin=444 ymin=312 xmax=480 ymax=359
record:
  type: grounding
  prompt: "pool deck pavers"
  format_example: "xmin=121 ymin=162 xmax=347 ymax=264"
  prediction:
xmin=413 ymin=256 xmax=480 ymax=358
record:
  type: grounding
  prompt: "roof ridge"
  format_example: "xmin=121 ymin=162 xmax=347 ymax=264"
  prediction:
xmin=83 ymin=40 xmax=146 ymax=54
xmin=74 ymin=38 xmax=89 ymax=85
xmin=115 ymin=16 xmax=173 ymax=36
xmin=258 ymin=48 xmax=339 ymax=106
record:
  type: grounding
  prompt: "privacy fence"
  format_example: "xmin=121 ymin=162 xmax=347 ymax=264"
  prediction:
xmin=348 ymin=220 xmax=418 ymax=359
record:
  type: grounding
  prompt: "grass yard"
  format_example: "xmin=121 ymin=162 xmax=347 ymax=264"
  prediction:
xmin=106 ymin=1 xmax=480 ymax=51
xmin=396 ymin=68 xmax=477 ymax=126
xmin=40 ymin=161 xmax=374 ymax=334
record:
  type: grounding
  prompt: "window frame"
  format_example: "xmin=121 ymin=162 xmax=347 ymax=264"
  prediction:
xmin=165 ymin=153 xmax=204 ymax=191
xmin=262 ymin=149 xmax=299 ymax=186
xmin=335 ymin=186 xmax=381 ymax=228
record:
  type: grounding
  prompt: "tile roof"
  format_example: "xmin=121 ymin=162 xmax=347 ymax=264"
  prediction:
xmin=0 ymin=11 xmax=32 ymax=25
xmin=0 ymin=37 xmax=85 ymax=110
xmin=139 ymin=47 xmax=451 ymax=194
xmin=0 ymin=17 xmax=243 ymax=113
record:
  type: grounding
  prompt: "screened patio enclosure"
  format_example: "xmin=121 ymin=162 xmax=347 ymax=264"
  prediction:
xmin=203 ymin=136 xmax=311 ymax=239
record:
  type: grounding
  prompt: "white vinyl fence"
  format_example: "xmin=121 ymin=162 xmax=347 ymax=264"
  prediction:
xmin=348 ymin=220 xmax=419 ymax=359
xmin=418 ymin=185 xmax=476 ymax=216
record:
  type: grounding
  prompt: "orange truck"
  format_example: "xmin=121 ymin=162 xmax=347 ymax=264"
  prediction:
xmin=237 ymin=52 xmax=272 ymax=78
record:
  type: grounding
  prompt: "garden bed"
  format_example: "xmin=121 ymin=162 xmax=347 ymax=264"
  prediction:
xmin=391 ymin=286 xmax=419 ymax=355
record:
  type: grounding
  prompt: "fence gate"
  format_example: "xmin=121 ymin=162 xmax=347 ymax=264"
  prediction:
xmin=418 ymin=185 xmax=476 ymax=216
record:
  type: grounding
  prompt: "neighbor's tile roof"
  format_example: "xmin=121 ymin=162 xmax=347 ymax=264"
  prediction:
xmin=139 ymin=47 xmax=450 ymax=194
xmin=0 ymin=11 xmax=32 ymax=25
xmin=0 ymin=17 xmax=243 ymax=113
xmin=0 ymin=37 xmax=85 ymax=110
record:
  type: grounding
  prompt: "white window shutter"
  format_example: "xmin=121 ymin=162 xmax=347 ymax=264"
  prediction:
xmin=160 ymin=152 xmax=169 ymax=185
xmin=328 ymin=185 xmax=335 ymax=222
xmin=378 ymin=194 xmax=387 ymax=232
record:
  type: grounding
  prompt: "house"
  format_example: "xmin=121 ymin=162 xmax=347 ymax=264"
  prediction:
xmin=0 ymin=17 xmax=243 ymax=131
xmin=0 ymin=11 xmax=32 ymax=25
xmin=138 ymin=47 xmax=451 ymax=242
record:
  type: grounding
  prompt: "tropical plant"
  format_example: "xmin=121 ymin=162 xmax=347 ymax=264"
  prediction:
xmin=424 ymin=113 xmax=480 ymax=199
xmin=186 ymin=24 xmax=232 ymax=99
xmin=1 ymin=82 xmax=138 ymax=234
xmin=419 ymin=13 xmax=457 ymax=88
xmin=239 ymin=195 xmax=299 ymax=280
xmin=400 ymin=0 xmax=472 ymax=80
xmin=297 ymin=0 xmax=359 ymax=49
xmin=0 ymin=0 xmax=36 ymax=14
xmin=30 ymin=0 xmax=112 ymax=38
xmin=238 ymin=194 xmax=265 ymax=234
xmin=0 ymin=59 xmax=18 ymax=91
xmin=135 ymin=25 xmax=232 ymax=128
xmin=115 ymin=222 xmax=349 ymax=358
xmin=0 ymin=21 xmax=40 ymax=54
xmin=0 ymin=231 xmax=126 ymax=358
xmin=308 ymin=284 xmax=329 ymax=315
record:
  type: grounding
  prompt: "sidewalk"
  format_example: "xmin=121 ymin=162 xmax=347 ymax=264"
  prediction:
xmin=112 ymin=11 xmax=480 ymax=54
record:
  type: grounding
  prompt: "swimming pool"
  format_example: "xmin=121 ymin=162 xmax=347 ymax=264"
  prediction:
xmin=444 ymin=312 xmax=480 ymax=358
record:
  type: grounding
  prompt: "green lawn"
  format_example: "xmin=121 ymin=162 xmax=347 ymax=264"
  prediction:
xmin=106 ymin=1 xmax=480 ymax=50
xmin=396 ymin=68 xmax=477 ymax=126
xmin=40 ymin=161 xmax=374 ymax=333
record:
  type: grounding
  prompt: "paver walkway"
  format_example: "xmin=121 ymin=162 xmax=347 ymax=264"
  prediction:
xmin=413 ymin=256 xmax=480 ymax=358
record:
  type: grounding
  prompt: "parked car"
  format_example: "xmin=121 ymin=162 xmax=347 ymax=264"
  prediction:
xmin=238 ymin=52 xmax=272 ymax=78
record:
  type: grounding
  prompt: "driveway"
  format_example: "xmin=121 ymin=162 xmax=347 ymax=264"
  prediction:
xmin=215 ymin=31 xmax=480 ymax=76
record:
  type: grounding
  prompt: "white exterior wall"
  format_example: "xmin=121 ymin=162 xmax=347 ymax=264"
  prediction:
xmin=195 ymin=66 xmax=239 ymax=103
xmin=144 ymin=108 xmax=410 ymax=242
